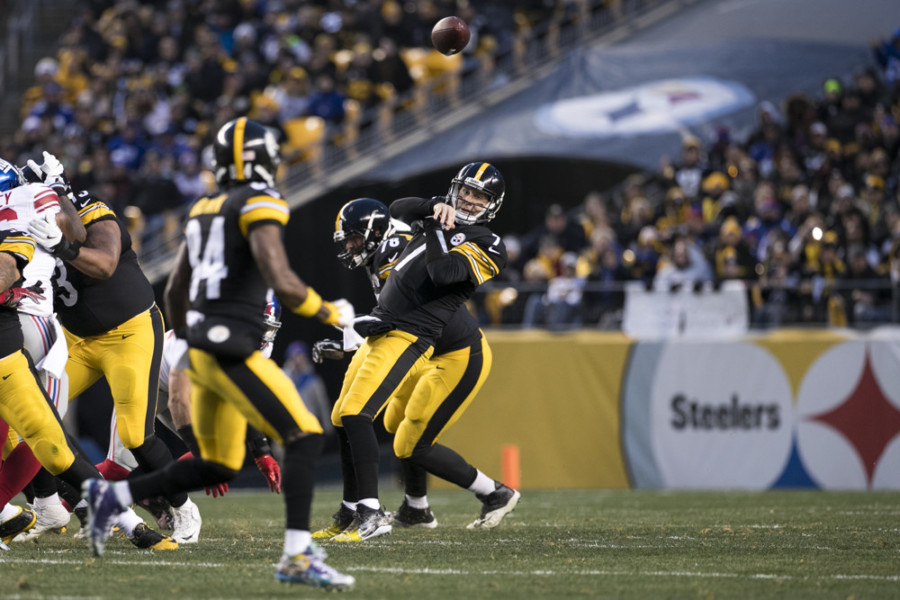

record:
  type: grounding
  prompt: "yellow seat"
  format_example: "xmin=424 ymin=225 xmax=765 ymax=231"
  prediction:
xmin=282 ymin=116 xmax=326 ymax=168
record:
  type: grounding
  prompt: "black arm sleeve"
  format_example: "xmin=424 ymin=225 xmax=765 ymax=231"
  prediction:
xmin=245 ymin=425 xmax=273 ymax=458
xmin=423 ymin=221 xmax=472 ymax=286
xmin=389 ymin=196 xmax=441 ymax=224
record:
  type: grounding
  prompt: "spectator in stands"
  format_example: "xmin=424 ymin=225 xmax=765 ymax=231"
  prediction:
xmin=655 ymin=186 xmax=688 ymax=242
xmin=618 ymin=195 xmax=656 ymax=248
xmin=28 ymin=82 xmax=74 ymax=134
xmin=871 ymin=26 xmax=900 ymax=88
xmin=522 ymin=203 xmax=586 ymax=262
xmin=373 ymin=37 xmax=415 ymax=99
xmin=173 ymin=152 xmax=210 ymax=204
xmin=129 ymin=151 xmax=184 ymax=251
xmin=787 ymin=184 xmax=815 ymax=231
xmin=282 ymin=341 xmax=333 ymax=439
xmin=628 ymin=226 xmax=662 ymax=286
xmin=305 ymin=74 xmax=346 ymax=129
xmin=661 ymin=135 xmax=708 ymax=201
xmin=271 ymin=67 xmax=311 ymax=122
xmin=744 ymin=181 xmax=796 ymax=262
xmin=754 ymin=233 xmax=801 ymax=328
xmin=653 ymin=236 xmax=712 ymax=291
xmin=709 ymin=217 xmax=757 ymax=284
xmin=840 ymin=244 xmax=892 ymax=323
xmin=582 ymin=245 xmax=628 ymax=328
xmin=523 ymin=252 xmax=584 ymax=330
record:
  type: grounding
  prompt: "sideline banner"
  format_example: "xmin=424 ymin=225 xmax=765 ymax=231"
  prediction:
xmin=622 ymin=280 xmax=749 ymax=339
xmin=432 ymin=328 xmax=900 ymax=489
xmin=624 ymin=328 xmax=900 ymax=490
xmin=432 ymin=330 xmax=632 ymax=490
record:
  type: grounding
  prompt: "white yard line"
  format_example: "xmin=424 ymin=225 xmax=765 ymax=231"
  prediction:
xmin=2 ymin=556 xmax=897 ymax=583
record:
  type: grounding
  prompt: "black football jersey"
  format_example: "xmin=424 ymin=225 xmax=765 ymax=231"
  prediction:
xmin=0 ymin=230 xmax=34 ymax=355
xmin=54 ymin=191 xmax=156 ymax=337
xmin=371 ymin=220 xmax=506 ymax=346
xmin=367 ymin=232 xmax=412 ymax=298
xmin=184 ymin=182 xmax=290 ymax=354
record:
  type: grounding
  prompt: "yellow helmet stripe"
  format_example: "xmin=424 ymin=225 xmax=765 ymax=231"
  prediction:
xmin=474 ymin=162 xmax=489 ymax=181
xmin=233 ymin=117 xmax=247 ymax=180
xmin=335 ymin=204 xmax=345 ymax=232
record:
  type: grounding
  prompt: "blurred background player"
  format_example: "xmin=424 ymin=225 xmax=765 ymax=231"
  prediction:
xmin=25 ymin=154 xmax=201 ymax=545
xmin=83 ymin=117 xmax=355 ymax=588
xmin=318 ymin=163 xmax=518 ymax=542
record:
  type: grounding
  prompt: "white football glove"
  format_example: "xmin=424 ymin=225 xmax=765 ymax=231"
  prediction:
xmin=342 ymin=323 xmax=365 ymax=352
xmin=26 ymin=151 xmax=69 ymax=195
xmin=28 ymin=212 xmax=63 ymax=252
xmin=329 ymin=298 xmax=356 ymax=329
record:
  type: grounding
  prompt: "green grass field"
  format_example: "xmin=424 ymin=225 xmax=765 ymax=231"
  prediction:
xmin=0 ymin=488 xmax=898 ymax=599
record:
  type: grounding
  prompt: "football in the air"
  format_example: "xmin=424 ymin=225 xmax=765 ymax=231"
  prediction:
xmin=431 ymin=16 xmax=470 ymax=56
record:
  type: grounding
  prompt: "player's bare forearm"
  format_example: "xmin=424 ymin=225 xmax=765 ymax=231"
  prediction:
xmin=167 ymin=367 xmax=192 ymax=429
xmin=0 ymin=254 xmax=20 ymax=292
xmin=249 ymin=224 xmax=311 ymax=310
xmin=164 ymin=243 xmax=191 ymax=334
xmin=56 ymin=198 xmax=86 ymax=243
xmin=68 ymin=219 xmax=120 ymax=278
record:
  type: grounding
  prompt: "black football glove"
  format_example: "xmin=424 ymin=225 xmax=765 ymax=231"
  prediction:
xmin=312 ymin=339 xmax=344 ymax=364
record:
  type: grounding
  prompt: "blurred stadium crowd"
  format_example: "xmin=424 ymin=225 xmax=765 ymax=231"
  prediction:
xmin=489 ymin=35 xmax=900 ymax=330
xmin=4 ymin=0 xmax=898 ymax=331
xmin=2 ymin=0 xmax=588 ymax=251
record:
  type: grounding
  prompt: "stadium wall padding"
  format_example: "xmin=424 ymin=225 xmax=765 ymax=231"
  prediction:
xmin=432 ymin=329 xmax=900 ymax=490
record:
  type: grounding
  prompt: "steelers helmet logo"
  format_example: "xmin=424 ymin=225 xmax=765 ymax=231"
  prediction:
xmin=208 ymin=325 xmax=231 ymax=343
xmin=450 ymin=233 xmax=466 ymax=246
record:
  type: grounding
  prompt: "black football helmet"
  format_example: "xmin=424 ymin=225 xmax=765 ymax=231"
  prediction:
xmin=334 ymin=198 xmax=393 ymax=269
xmin=213 ymin=117 xmax=281 ymax=187
xmin=447 ymin=162 xmax=505 ymax=225
xmin=0 ymin=158 xmax=25 ymax=192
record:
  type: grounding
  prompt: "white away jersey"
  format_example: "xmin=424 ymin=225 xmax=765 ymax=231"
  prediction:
xmin=159 ymin=329 xmax=189 ymax=395
xmin=0 ymin=182 xmax=60 ymax=316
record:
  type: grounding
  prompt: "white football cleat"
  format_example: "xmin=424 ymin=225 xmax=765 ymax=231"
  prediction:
xmin=171 ymin=499 xmax=201 ymax=544
xmin=13 ymin=501 xmax=71 ymax=541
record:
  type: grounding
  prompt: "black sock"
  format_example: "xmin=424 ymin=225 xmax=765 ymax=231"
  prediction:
xmin=56 ymin=454 xmax=103 ymax=492
xmin=282 ymin=434 xmax=324 ymax=531
xmin=23 ymin=482 xmax=35 ymax=505
xmin=131 ymin=436 xmax=189 ymax=507
xmin=31 ymin=468 xmax=58 ymax=499
xmin=128 ymin=458 xmax=236 ymax=502
xmin=56 ymin=477 xmax=82 ymax=509
xmin=177 ymin=425 xmax=201 ymax=457
xmin=335 ymin=426 xmax=358 ymax=503
xmin=341 ymin=415 xmax=380 ymax=501
xmin=401 ymin=459 xmax=428 ymax=498
xmin=410 ymin=443 xmax=477 ymax=490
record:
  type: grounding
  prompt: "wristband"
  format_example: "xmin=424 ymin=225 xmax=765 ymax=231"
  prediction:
xmin=292 ymin=287 xmax=323 ymax=316
xmin=55 ymin=238 xmax=82 ymax=261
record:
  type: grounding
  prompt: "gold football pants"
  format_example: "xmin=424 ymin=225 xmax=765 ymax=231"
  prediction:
xmin=187 ymin=348 xmax=323 ymax=471
xmin=384 ymin=333 xmax=492 ymax=458
xmin=0 ymin=350 xmax=74 ymax=475
xmin=64 ymin=305 xmax=164 ymax=449
xmin=331 ymin=330 xmax=433 ymax=427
